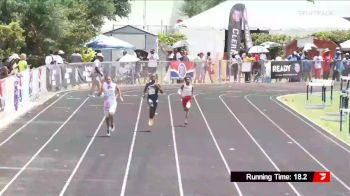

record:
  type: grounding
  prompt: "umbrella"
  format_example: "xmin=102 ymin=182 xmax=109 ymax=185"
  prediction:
xmin=260 ymin=41 xmax=281 ymax=49
xmin=303 ymin=43 xmax=317 ymax=51
xmin=119 ymin=54 xmax=140 ymax=63
xmin=248 ymin=46 xmax=269 ymax=54
xmin=340 ymin=40 xmax=350 ymax=51
xmin=86 ymin=35 xmax=135 ymax=49
xmin=172 ymin=40 xmax=189 ymax=49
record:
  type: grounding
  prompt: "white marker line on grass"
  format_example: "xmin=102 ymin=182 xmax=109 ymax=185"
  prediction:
xmin=245 ymin=95 xmax=350 ymax=192
xmin=59 ymin=116 xmax=105 ymax=196
xmin=0 ymin=91 xmax=71 ymax=147
xmin=168 ymin=94 xmax=183 ymax=196
xmin=120 ymin=97 xmax=143 ymax=196
xmin=194 ymin=95 xmax=242 ymax=196
xmin=219 ymin=94 xmax=301 ymax=196
xmin=271 ymin=95 xmax=350 ymax=154
xmin=0 ymin=97 xmax=89 ymax=195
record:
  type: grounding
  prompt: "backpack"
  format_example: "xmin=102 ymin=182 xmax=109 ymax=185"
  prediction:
xmin=50 ymin=55 xmax=56 ymax=65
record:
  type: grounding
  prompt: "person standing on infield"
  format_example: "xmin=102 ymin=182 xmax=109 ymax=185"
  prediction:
xmin=89 ymin=53 xmax=104 ymax=97
xmin=143 ymin=74 xmax=163 ymax=126
xmin=99 ymin=76 xmax=123 ymax=136
xmin=177 ymin=77 xmax=193 ymax=125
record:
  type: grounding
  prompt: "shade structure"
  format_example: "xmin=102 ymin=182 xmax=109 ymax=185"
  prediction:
xmin=172 ymin=40 xmax=190 ymax=49
xmin=260 ymin=41 xmax=281 ymax=49
xmin=248 ymin=46 xmax=269 ymax=54
xmin=86 ymin=35 xmax=135 ymax=50
xmin=340 ymin=40 xmax=350 ymax=51
xmin=118 ymin=54 xmax=140 ymax=62
xmin=303 ymin=43 xmax=317 ymax=51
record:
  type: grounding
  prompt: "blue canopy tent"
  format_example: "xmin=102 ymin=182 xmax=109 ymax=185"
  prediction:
xmin=86 ymin=35 xmax=135 ymax=61
xmin=86 ymin=35 xmax=135 ymax=49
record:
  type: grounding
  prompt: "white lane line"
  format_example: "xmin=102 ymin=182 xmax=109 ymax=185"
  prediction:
xmin=0 ymin=97 xmax=90 ymax=195
xmin=120 ymin=97 xmax=143 ymax=196
xmin=245 ymin=95 xmax=350 ymax=192
xmin=59 ymin=116 xmax=105 ymax=196
xmin=0 ymin=166 xmax=70 ymax=172
xmin=194 ymin=95 xmax=242 ymax=196
xmin=271 ymin=95 xmax=350 ymax=154
xmin=219 ymin=94 xmax=300 ymax=196
xmin=168 ymin=94 xmax=184 ymax=196
xmin=0 ymin=91 xmax=71 ymax=147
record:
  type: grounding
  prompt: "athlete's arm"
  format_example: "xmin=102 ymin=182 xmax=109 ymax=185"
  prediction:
xmin=177 ymin=85 xmax=184 ymax=95
xmin=98 ymin=82 xmax=104 ymax=96
xmin=116 ymin=86 xmax=124 ymax=102
xmin=157 ymin=84 xmax=164 ymax=94
xmin=143 ymin=84 xmax=149 ymax=97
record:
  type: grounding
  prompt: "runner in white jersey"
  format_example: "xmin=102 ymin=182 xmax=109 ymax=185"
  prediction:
xmin=177 ymin=77 xmax=193 ymax=125
xmin=99 ymin=76 xmax=123 ymax=136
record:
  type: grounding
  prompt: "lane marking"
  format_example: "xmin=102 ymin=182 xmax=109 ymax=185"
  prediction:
xmin=219 ymin=94 xmax=300 ymax=196
xmin=245 ymin=95 xmax=350 ymax=192
xmin=271 ymin=96 xmax=350 ymax=154
xmin=194 ymin=95 xmax=242 ymax=196
xmin=168 ymin=93 xmax=184 ymax=196
xmin=120 ymin=97 xmax=143 ymax=196
xmin=59 ymin=116 xmax=105 ymax=196
xmin=0 ymin=166 xmax=70 ymax=172
xmin=0 ymin=96 xmax=89 ymax=195
xmin=0 ymin=92 xmax=71 ymax=147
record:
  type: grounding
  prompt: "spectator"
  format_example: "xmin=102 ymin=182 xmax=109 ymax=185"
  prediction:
xmin=166 ymin=50 xmax=174 ymax=72
xmin=322 ymin=48 xmax=332 ymax=79
xmin=231 ymin=53 xmax=241 ymax=82
xmin=182 ymin=50 xmax=189 ymax=62
xmin=176 ymin=49 xmax=182 ymax=61
xmin=313 ymin=51 xmax=323 ymax=79
xmin=0 ymin=59 xmax=9 ymax=79
xmin=147 ymin=49 xmax=159 ymax=75
xmin=302 ymin=52 xmax=312 ymax=82
xmin=343 ymin=53 xmax=350 ymax=76
xmin=194 ymin=52 xmax=205 ymax=83
xmin=89 ymin=53 xmax=104 ymax=97
xmin=6 ymin=54 xmax=20 ymax=74
xmin=45 ymin=50 xmax=56 ymax=65
xmin=206 ymin=52 xmax=214 ymax=83
xmin=332 ymin=48 xmax=343 ymax=81
xmin=288 ymin=51 xmax=300 ymax=61
xmin=57 ymin=50 xmax=66 ymax=64
xmin=18 ymin=53 xmax=28 ymax=73
xmin=70 ymin=49 xmax=83 ymax=63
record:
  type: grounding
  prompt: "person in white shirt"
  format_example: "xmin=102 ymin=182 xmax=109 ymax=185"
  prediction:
xmin=98 ymin=76 xmax=124 ymax=136
xmin=45 ymin=50 xmax=56 ymax=65
xmin=89 ymin=53 xmax=104 ymax=97
xmin=147 ymin=49 xmax=159 ymax=75
xmin=54 ymin=50 xmax=65 ymax=64
xmin=313 ymin=52 xmax=323 ymax=79
xmin=177 ymin=77 xmax=194 ymax=125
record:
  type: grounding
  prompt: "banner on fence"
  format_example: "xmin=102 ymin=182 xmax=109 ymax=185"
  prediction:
xmin=170 ymin=61 xmax=195 ymax=79
xmin=271 ymin=61 xmax=302 ymax=79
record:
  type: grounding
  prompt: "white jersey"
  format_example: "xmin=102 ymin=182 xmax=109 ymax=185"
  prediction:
xmin=181 ymin=84 xmax=193 ymax=97
xmin=103 ymin=82 xmax=117 ymax=107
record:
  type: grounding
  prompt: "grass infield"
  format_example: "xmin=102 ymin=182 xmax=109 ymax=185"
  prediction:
xmin=278 ymin=91 xmax=350 ymax=147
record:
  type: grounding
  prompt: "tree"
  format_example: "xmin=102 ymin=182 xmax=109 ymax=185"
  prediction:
xmin=0 ymin=0 xmax=131 ymax=65
xmin=0 ymin=21 xmax=25 ymax=59
xmin=313 ymin=30 xmax=350 ymax=45
xmin=180 ymin=0 xmax=225 ymax=17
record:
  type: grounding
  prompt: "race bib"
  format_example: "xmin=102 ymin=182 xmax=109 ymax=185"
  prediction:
xmin=148 ymin=87 xmax=155 ymax=95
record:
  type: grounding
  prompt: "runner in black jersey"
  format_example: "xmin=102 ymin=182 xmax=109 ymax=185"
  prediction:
xmin=143 ymin=75 xmax=163 ymax=126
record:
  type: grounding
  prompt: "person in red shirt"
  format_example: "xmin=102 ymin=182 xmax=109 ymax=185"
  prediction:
xmin=322 ymin=48 xmax=332 ymax=79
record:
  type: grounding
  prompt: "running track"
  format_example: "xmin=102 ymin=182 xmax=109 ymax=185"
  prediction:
xmin=0 ymin=83 xmax=349 ymax=196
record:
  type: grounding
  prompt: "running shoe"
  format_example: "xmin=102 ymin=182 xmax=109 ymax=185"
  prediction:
xmin=184 ymin=119 xmax=188 ymax=125
xmin=111 ymin=126 xmax=115 ymax=132
xmin=149 ymin=118 xmax=154 ymax=126
xmin=107 ymin=129 xmax=111 ymax=136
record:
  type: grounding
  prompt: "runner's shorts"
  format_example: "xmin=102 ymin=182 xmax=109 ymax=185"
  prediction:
xmin=182 ymin=96 xmax=192 ymax=109
xmin=104 ymin=101 xmax=117 ymax=117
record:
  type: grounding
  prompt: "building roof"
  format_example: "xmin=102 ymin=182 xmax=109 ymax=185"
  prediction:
xmin=103 ymin=25 xmax=156 ymax=36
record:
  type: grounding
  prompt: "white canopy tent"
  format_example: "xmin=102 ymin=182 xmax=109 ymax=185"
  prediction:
xmin=178 ymin=0 xmax=350 ymax=57
xmin=340 ymin=40 xmax=350 ymax=51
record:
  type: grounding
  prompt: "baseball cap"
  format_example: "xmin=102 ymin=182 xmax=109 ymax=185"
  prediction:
xmin=96 ymin=53 xmax=104 ymax=57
